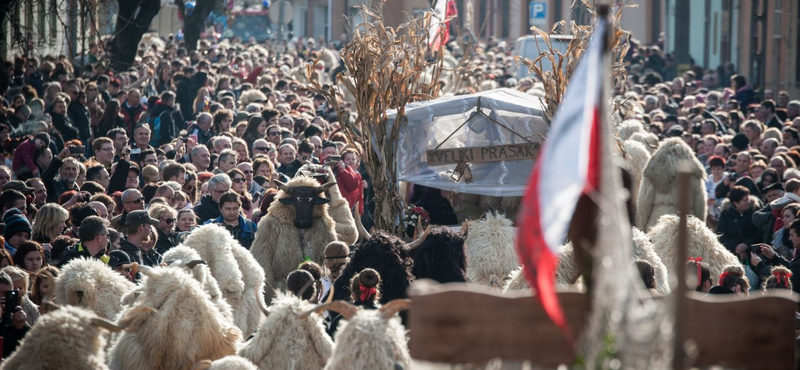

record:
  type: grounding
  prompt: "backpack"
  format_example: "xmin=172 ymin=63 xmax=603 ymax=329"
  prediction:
xmin=149 ymin=115 xmax=163 ymax=146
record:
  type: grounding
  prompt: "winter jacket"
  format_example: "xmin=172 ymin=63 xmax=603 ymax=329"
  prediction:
xmin=186 ymin=124 xmax=212 ymax=145
xmin=193 ymin=194 xmax=221 ymax=224
xmin=717 ymin=205 xmax=763 ymax=254
xmin=205 ymin=214 xmax=257 ymax=250
xmin=120 ymin=102 xmax=146 ymax=133
xmin=734 ymin=86 xmax=757 ymax=109
xmin=68 ymin=101 xmax=91 ymax=142
xmin=11 ymin=138 xmax=37 ymax=173
xmin=334 ymin=165 xmax=364 ymax=213
xmin=94 ymin=114 xmax=124 ymax=139
xmin=155 ymin=228 xmax=177 ymax=255
xmin=58 ymin=242 xmax=110 ymax=268
xmin=0 ymin=321 xmax=29 ymax=358
xmin=147 ymin=101 xmax=178 ymax=146
xmin=51 ymin=113 xmax=79 ymax=143
xmin=41 ymin=157 xmax=79 ymax=203
xmin=752 ymin=204 xmax=776 ymax=244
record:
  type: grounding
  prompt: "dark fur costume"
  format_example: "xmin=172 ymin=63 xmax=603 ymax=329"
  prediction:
xmin=408 ymin=226 xmax=468 ymax=284
xmin=331 ymin=231 xmax=414 ymax=304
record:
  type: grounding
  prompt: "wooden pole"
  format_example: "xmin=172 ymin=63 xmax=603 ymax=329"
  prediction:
xmin=673 ymin=168 xmax=692 ymax=370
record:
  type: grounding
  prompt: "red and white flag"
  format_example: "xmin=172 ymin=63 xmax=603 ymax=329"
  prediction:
xmin=515 ymin=18 xmax=608 ymax=340
xmin=428 ymin=0 xmax=457 ymax=50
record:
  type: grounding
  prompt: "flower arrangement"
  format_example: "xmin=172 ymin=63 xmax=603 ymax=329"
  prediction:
xmin=404 ymin=205 xmax=431 ymax=229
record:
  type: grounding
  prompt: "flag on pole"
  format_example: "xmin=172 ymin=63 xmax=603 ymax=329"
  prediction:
xmin=515 ymin=17 xmax=608 ymax=341
xmin=428 ymin=0 xmax=457 ymax=50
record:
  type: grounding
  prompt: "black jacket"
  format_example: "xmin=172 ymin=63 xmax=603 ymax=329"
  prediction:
xmin=41 ymin=157 xmax=79 ymax=203
xmin=193 ymin=194 xmax=221 ymax=224
xmin=717 ymin=206 xmax=762 ymax=254
xmin=0 ymin=321 xmax=29 ymax=358
xmin=68 ymin=101 xmax=91 ymax=142
xmin=107 ymin=159 xmax=131 ymax=195
xmin=51 ymin=113 xmax=79 ymax=142
xmin=58 ymin=242 xmax=109 ymax=268
xmin=155 ymin=228 xmax=177 ymax=255
xmin=119 ymin=238 xmax=162 ymax=267
xmin=148 ymin=102 xmax=177 ymax=146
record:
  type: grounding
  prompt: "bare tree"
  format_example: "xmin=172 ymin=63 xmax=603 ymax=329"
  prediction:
xmin=108 ymin=0 xmax=161 ymax=71
xmin=175 ymin=0 xmax=222 ymax=52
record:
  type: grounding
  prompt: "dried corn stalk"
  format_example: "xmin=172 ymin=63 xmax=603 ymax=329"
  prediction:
xmin=307 ymin=3 xmax=444 ymax=236
xmin=515 ymin=0 xmax=632 ymax=122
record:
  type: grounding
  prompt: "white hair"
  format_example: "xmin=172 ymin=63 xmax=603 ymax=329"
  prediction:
xmin=208 ymin=174 xmax=232 ymax=191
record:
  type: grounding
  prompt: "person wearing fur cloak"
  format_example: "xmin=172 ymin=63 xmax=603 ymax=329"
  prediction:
xmin=636 ymin=138 xmax=707 ymax=232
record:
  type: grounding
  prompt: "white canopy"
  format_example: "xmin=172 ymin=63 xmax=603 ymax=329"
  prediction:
xmin=388 ymin=89 xmax=549 ymax=197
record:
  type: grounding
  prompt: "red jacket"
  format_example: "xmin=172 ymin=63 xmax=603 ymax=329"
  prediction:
xmin=335 ymin=165 xmax=364 ymax=213
xmin=120 ymin=102 xmax=147 ymax=133
xmin=12 ymin=138 xmax=37 ymax=173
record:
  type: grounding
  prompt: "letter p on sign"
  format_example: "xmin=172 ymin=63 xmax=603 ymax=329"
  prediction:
xmin=529 ymin=1 xmax=546 ymax=27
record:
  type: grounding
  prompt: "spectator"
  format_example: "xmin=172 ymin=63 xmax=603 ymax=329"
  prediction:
xmin=119 ymin=210 xmax=162 ymax=267
xmin=58 ymin=215 xmax=109 ymax=266
xmin=717 ymin=186 xmax=762 ymax=256
xmin=194 ymin=174 xmax=231 ymax=223
xmin=206 ymin=191 xmax=256 ymax=249
xmin=149 ymin=204 xmax=177 ymax=254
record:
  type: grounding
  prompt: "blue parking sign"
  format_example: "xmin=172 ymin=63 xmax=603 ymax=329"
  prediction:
xmin=529 ymin=1 xmax=546 ymax=26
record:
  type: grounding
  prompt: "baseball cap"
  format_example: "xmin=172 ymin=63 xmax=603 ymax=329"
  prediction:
xmin=124 ymin=210 xmax=159 ymax=227
xmin=108 ymin=250 xmax=131 ymax=268
xmin=2 ymin=180 xmax=34 ymax=193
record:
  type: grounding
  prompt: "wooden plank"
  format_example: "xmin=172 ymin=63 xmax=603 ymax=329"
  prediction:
xmin=683 ymin=292 xmax=798 ymax=370
xmin=426 ymin=143 xmax=540 ymax=166
xmin=407 ymin=281 xmax=588 ymax=365
xmin=408 ymin=281 xmax=798 ymax=369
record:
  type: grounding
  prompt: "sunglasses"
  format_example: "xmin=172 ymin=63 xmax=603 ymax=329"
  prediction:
xmin=232 ymin=177 xmax=246 ymax=183
xmin=126 ymin=198 xmax=143 ymax=204
xmin=164 ymin=218 xmax=175 ymax=224
xmin=254 ymin=146 xmax=268 ymax=151
xmin=241 ymin=170 xmax=253 ymax=174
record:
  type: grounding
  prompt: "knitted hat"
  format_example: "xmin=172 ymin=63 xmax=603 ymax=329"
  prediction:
xmin=33 ymin=132 xmax=50 ymax=148
xmin=3 ymin=208 xmax=31 ymax=240
xmin=731 ymin=133 xmax=749 ymax=151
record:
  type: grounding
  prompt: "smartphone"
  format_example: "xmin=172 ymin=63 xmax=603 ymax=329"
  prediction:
xmin=3 ymin=290 xmax=19 ymax=326
xmin=327 ymin=155 xmax=341 ymax=162
xmin=68 ymin=146 xmax=85 ymax=155
xmin=750 ymin=245 xmax=762 ymax=254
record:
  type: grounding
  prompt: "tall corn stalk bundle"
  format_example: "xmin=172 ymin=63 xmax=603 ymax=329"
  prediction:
xmin=515 ymin=0 xmax=632 ymax=123
xmin=307 ymin=4 xmax=445 ymax=236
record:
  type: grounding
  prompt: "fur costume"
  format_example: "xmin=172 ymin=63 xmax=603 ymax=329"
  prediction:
xmin=298 ymin=165 xmax=358 ymax=245
xmin=109 ymin=268 xmax=241 ymax=370
xmin=162 ymin=246 xmax=234 ymax=325
xmin=251 ymin=176 xmax=338 ymax=295
xmin=332 ymin=232 xmax=415 ymax=304
xmin=623 ymin=140 xmax=652 ymax=211
xmin=464 ymin=212 xmax=519 ymax=288
xmin=238 ymin=90 xmax=267 ymax=110
xmin=617 ymin=119 xmax=645 ymax=141
xmin=636 ymin=138 xmax=707 ymax=232
xmin=230 ymin=244 xmax=266 ymax=337
xmin=648 ymin=214 xmax=740 ymax=287
xmin=0 ymin=306 xmax=114 ymax=370
xmin=324 ymin=305 xmax=411 ymax=370
xmin=631 ymin=227 xmax=671 ymax=294
xmin=181 ymin=224 xmax=247 ymax=329
xmin=450 ymin=193 xmax=521 ymax=223
xmin=237 ymin=292 xmax=333 ymax=370
xmin=628 ymin=132 xmax=659 ymax=154
xmin=408 ymin=226 xmax=468 ymax=283
xmin=55 ymin=258 xmax=136 ymax=320
xmin=194 ymin=356 xmax=259 ymax=370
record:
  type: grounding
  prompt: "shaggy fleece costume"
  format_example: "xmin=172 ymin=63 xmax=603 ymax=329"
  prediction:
xmin=109 ymin=268 xmax=241 ymax=370
xmin=198 ymin=356 xmax=259 ymax=370
xmin=181 ymin=224 xmax=247 ymax=331
xmin=298 ymin=165 xmax=359 ymax=245
xmin=55 ymin=258 xmax=136 ymax=320
xmin=465 ymin=212 xmax=518 ymax=287
xmin=623 ymin=140 xmax=652 ymax=210
xmin=230 ymin=244 xmax=266 ymax=337
xmin=162 ymin=246 xmax=234 ymax=325
xmin=324 ymin=308 xmax=411 ymax=370
xmin=238 ymin=292 xmax=333 ymax=370
xmin=0 ymin=306 xmax=113 ymax=370
xmin=252 ymin=175 xmax=338 ymax=294
xmin=648 ymin=214 xmax=740 ymax=288
xmin=636 ymin=138 xmax=707 ymax=232
xmin=408 ymin=226 xmax=468 ymax=284
xmin=618 ymin=119 xmax=645 ymax=141
xmin=628 ymin=132 xmax=659 ymax=154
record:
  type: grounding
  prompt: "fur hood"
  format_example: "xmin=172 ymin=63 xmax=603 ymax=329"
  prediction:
xmin=643 ymin=138 xmax=707 ymax=193
xmin=720 ymin=195 xmax=763 ymax=212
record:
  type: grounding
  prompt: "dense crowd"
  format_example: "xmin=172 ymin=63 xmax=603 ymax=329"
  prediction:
xmin=0 ymin=29 xmax=797 ymax=363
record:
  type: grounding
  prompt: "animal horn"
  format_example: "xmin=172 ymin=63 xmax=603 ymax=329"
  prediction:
xmin=407 ymin=225 xmax=431 ymax=250
xmin=90 ymin=317 xmax=125 ymax=332
xmin=43 ymin=300 xmax=60 ymax=312
xmin=274 ymin=180 xmax=291 ymax=193
xmin=256 ymin=286 xmax=269 ymax=317
xmin=298 ymin=300 xmax=357 ymax=320
xmin=137 ymin=265 xmax=153 ymax=276
xmin=355 ymin=202 xmax=371 ymax=239
xmin=186 ymin=260 xmax=207 ymax=268
xmin=297 ymin=280 xmax=315 ymax=299
xmin=122 ymin=262 xmax=140 ymax=277
xmin=316 ymin=181 xmax=338 ymax=193
xmin=380 ymin=299 xmax=412 ymax=319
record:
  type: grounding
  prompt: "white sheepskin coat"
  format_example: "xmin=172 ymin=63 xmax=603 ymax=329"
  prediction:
xmin=623 ymin=140 xmax=651 ymax=210
xmin=55 ymin=258 xmax=136 ymax=320
xmin=230 ymin=244 xmax=266 ymax=337
xmin=109 ymin=268 xmax=241 ymax=370
xmin=617 ymin=119 xmax=645 ymax=140
xmin=631 ymin=226 xmax=671 ymax=294
xmin=324 ymin=309 xmax=411 ymax=370
xmin=0 ymin=306 xmax=112 ymax=370
xmin=238 ymin=292 xmax=333 ymax=370
xmin=465 ymin=212 xmax=519 ymax=288
xmin=181 ymin=224 xmax=247 ymax=330
xmin=648 ymin=214 xmax=741 ymax=287
xmin=636 ymin=138 xmax=707 ymax=232
xmin=162 ymin=246 xmax=234 ymax=325
xmin=202 ymin=356 xmax=259 ymax=370
xmin=628 ymin=132 xmax=659 ymax=154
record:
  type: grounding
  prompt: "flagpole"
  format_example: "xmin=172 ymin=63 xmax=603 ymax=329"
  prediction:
xmin=674 ymin=170 xmax=692 ymax=370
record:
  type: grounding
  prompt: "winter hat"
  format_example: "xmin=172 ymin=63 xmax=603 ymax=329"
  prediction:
xmin=3 ymin=208 xmax=31 ymax=240
xmin=34 ymin=133 xmax=50 ymax=148
xmin=108 ymin=250 xmax=131 ymax=268
xmin=731 ymin=133 xmax=750 ymax=151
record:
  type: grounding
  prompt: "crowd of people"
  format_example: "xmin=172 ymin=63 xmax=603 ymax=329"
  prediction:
xmin=0 ymin=27 xmax=797 ymax=361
